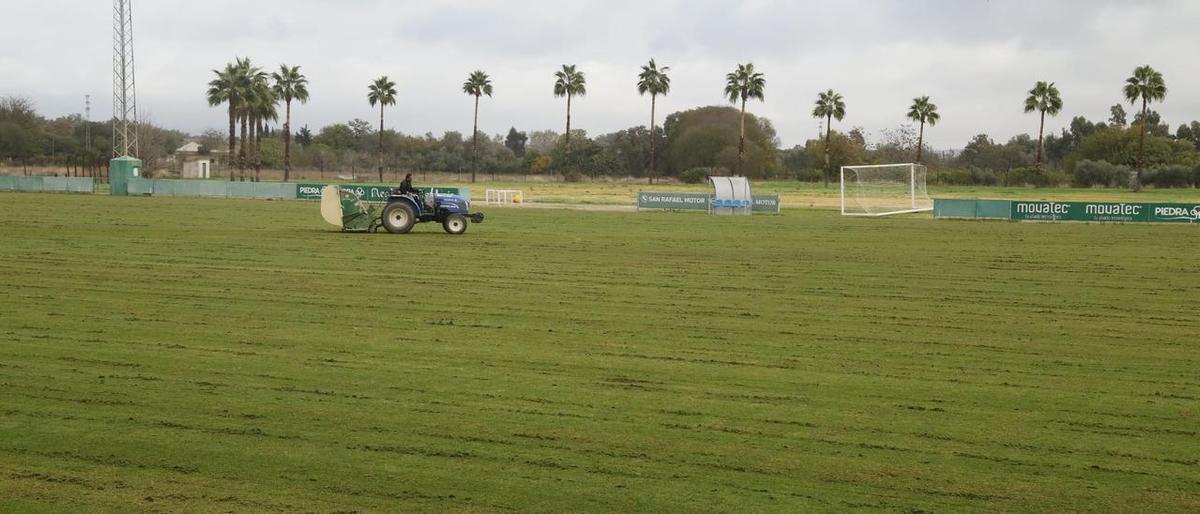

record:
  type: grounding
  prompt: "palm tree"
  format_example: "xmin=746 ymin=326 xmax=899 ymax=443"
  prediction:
xmin=907 ymin=96 xmax=940 ymax=164
xmin=367 ymin=76 xmax=397 ymax=183
xmin=553 ymin=65 xmax=587 ymax=158
xmin=232 ymin=58 xmax=265 ymax=181
xmin=1124 ymin=65 xmax=1167 ymax=190
xmin=271 ymin=65 xmax=309 ymax=182
xmin=206 ymin=62 xmax=242 ymax=179
xmin=637 ymin=59 xmax=671 ymax=184
xmin=249 ymin=78 xmax=277 ymax=182
xmin=812 ymin=89 xmax=846 ymax=186
xmin=462 ymin=70 xmax=493 ymax=183
xmin=1023 ymin=81 xmax=1063 ymax=167
xmin=724 ymin=63 xmax=766 ymax=174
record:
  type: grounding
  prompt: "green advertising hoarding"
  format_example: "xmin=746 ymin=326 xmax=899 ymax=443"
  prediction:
xmin=637 ymin=192 xmax=713 ymax=211
xmin=751 ymin=195 xmax=781 ymax=214
xmin=936 ymin=199 xmax=1200 ymax=223
xmin=637 ymin=192 xmax=782 ymax=213
xmin=1010 ymin=201 xmax=1200 ymax=223
xmin=298 ymin=184 xmax=466 ymax=202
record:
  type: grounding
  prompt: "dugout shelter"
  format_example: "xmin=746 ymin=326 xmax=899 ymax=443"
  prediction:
xmin=709 ymin=176 xmax=753 ymax=216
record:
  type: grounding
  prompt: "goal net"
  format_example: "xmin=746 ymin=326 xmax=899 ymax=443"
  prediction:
xmin=840 ymin=163 xmax=933 ymax=216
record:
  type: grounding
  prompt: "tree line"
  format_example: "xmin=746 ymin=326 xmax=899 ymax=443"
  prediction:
xmin=196 ymin=57 xmax=1198 ymax=189
xmin=0 ymin=96 xmax=185 ymax=177
xmin=797 ymin=65 xmax=1195 ymax=189
xmin=4 ymin=59 xmax=1197 ymax=189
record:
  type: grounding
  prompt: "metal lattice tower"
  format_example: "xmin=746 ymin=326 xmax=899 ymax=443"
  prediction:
xmin=112 ymin=0 xmax=138 ymax=158
xmin=84 ymin=95 xmax=92 ymax=155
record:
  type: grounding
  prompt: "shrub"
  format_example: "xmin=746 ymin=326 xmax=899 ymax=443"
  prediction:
xmin=561 ymin=170 xmax=583 ymax=183
xmin=1045 ymin=170 xmax=1071 ymax=187
xmin=974 ymin=168 xmax=1001 ymax=186
xmin=1143 ymin=165 xmax=1194 ymax=188
xmin=680 ymin=167 xmax=722 ymax=184
xmin=794 ymin=168 xmax=822 ymax=182
xmin=1072 ymin=159 xmax=1129 ymax=188
xmin=935 ymin=168 xmax=970 ymax=185
xmin=1005 ymin=166 xmax=1061 ymax=187
xmin=936 ymin=167 xmax=998 ymax=186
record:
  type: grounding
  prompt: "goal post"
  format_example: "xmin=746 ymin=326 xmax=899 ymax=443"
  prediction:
xmin=840 ymin=163 xmax=933 ymax=217
xmin=484 ymin=189 xmax=525 ymax=207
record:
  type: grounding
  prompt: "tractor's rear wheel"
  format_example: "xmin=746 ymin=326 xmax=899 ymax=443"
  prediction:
xmin=443 ymin=214 xmax=468 ymax=235
xmin=381 ymin=202 xmax=416 ymax=234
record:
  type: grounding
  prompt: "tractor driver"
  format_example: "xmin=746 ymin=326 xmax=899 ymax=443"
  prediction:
xmin=398 ymin=173 xmax=435 ymax=210
xmin=397 ymin=173 xmax=420 ymax=196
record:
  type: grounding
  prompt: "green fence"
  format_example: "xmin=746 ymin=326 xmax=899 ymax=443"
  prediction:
xmin=127 ymin=179 xmax=298 ymax=200
xmin=125 ymin=179 xmax=469 ymax=202
xmin=637 ymin=192 xmax=782 ymax=213
xmin=934 ymin=199 xmax=1012 ymax=219
xmin=296 ymin=183 xmax=470 ymax=202
xmin=936 ymin=198 xmax=1200 ymax=224
xmin=2 ymin=177 xmax=482 ymax=204
xmin=0 ymin=176 xmax=96 ymax=194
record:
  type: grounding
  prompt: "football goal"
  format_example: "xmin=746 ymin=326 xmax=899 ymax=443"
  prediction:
xmin=840 ymin=163 xmax=933 ymax=216
xmin=484 ymin=189 xmax=525 ymax=207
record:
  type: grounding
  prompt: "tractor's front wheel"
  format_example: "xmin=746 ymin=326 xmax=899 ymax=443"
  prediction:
xmin=381 ymin=202 xmax=416 ymax=234
xmin=443 ymin=214 xmax=468 ymax=235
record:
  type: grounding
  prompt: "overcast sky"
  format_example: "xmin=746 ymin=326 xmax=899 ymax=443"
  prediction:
xmin=3 ymin=0 xmax=1197 ymax=150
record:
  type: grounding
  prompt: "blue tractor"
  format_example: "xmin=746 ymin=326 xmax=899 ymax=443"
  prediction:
xmin=320 ymin=186 xmax=485 ymax=235
xmin=380 ymin=189 xmax=485 ymax=235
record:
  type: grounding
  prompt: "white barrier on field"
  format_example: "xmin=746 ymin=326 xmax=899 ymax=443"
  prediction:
xmin=485 ymin=189 xmax=525 ymax=207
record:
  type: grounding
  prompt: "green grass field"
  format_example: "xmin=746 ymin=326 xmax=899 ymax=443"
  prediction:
xmin=1 ymin=192 xmax=1198 ymax=512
